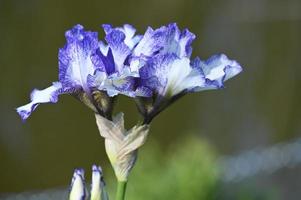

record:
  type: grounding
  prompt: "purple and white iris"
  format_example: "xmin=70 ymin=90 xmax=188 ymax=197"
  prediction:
xmin=17 ymin=23 xmax=242 ymax=122
xmin=129 ymin=23 xmax=242 ymax=123
xmin=16 ymin=24 xmax=148 ymax=120
xmin=132 ymin=23 xmax=242 ymax=98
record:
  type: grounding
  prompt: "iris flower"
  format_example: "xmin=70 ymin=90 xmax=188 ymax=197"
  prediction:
xmin=16 ymin=24 xmax=150 ymax=121
xmin=17 ymin=23 xmax=243 ymax=200
xmin=131 ymin=23 xmax=242 ymax=123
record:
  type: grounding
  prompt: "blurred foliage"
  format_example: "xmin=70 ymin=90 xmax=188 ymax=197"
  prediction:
xmin=102 ymin=135 xmax=279 ymax=200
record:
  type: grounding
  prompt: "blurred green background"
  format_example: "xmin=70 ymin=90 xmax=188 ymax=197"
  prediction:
xmin=0 ymin=0 xmax=301 ymax=199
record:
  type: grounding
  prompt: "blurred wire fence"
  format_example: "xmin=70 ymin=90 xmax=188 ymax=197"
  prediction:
xmin=219 ymin=136 xmax=301 ymax=182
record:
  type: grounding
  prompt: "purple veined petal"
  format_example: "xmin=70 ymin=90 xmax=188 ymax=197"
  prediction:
xmin=164 ymin=56 xmax=204 ymax=96
xmin=178 ymin=28 xmax=196 ymax=57
xmin=104 ymin=28 xmax=130 ymax=72
xmin=160 ymin=23 xmax=196 ymax=58
xmin=102 ymin=24 xmax=143 ymax=74
xmin=101 ymin=75 xmax=136 ymax=97
xmin=69 ymin=168 xmax=86 ymax=200
xmin=157 ymin=23 xmax=180 ymax=56
xmin=114 ymin=65 xmax=139 ymax=79
xmin=119 ymin=24 xmax=142 ymax=49
xmin=16 ymin=82 xmax=64 ymax=121
xmin=91 ymin=42 xmax=108 ymax=72
xmin=133 ymin=26 xmax=167 ymax=57
xmin=133 ymin=23 xmax=196 ymax=59
xmin=191 ymin=54 xmax=243 ymax=92
xmin=103 ymin=24 xmax=142 ymax=49
xmin=87 ymin=70 xmax=107 ymax=89
xmin=95 ymin=72 xmax=150 ymax=97
xmin=128 ymin=55 xmax=150 ymax=76
xmin=201 ymin=54 xmax=242 ymax=87
xmin=138 ymin=53 xmax=178 ymax=95
xmin=112 ymin=77 xmax=135 ymax=96
xmin=94 ymin=48 xmax=116 ymax=75
xmin=59 ymin=24 xmax=99 ymax=92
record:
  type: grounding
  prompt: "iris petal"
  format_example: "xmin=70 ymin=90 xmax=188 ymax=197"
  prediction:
xmin=88 ymin=24 xmax=149 ymax=98
xmin=59 ymin=24 xmax=99 ymax=91
xmin=16 ymin=82 xmax=63 ymax=120
xmin=194 ymin=54 xmax=243 ymax=91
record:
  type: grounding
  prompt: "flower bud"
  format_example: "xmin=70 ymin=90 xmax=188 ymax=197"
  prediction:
xmin=95 ymin=113 xmax=149 ymax=181
xmin=69 ymin=168 xmax=86 ymax=200
xmin=91 ymin=165 xmax=109 ymax=200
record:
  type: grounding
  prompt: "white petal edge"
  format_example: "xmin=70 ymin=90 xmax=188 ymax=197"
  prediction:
xmin=16 ymin=82 xmax=63 ymax=120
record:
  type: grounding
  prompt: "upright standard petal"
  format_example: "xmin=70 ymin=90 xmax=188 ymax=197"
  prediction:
xmin=159 ymin=23 xmax=196 ymax=58
xmin=132 ymin=23 xmax=195 ymax=58
xmin=69 ymin=168 xmax=86 ymax=200
xmin=59 ymin=24 xmax=99 ymax=92
xmin=88 ymin=24 xmax=150 ymax=98
xmin=16 ymin=82 xmax=63 ymax=120
xmin=101 ymin=24 xmax=141 ymax=74
xmin=132 ymin=26 xmax=168 ymax=58
xmin=103 ymin=24 xmax=142 ymax=50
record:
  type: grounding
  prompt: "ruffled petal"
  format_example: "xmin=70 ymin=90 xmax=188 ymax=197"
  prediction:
xmin=133 ymin=23 xmax=195 ymax=59
xmin=178 ymin=28 xmax=196 ymax=57
xmin=160 ymin=23 xmax=195 ymax=58
xmin=87 ymin=70 xmax=107 ymax=89
xmin=104 ymin=29 xmax=129 ymax=71
xmin=16 ymin=82 xmax=64 ymax=121
xmin=133 ymin=26 xmax=167 ymax=57
xmin=138 ymin=53 xmax=178 ymax=95
xmin=136 ymin=52 xmax=241 ymax=98
xmin=195 ymin=54 xmax=243 ymax=91
xmin=59 ymin=24 xmax=99 ymax=91
xmin=102 ymin=24 xmax=142 ymax=74
xmin=102 ymin=75 xmax=143 ymax=97
xmin=103 ymin=24 xmax=142 ymax=49
xmin=139 ymin=54 xmax=204 ymax=97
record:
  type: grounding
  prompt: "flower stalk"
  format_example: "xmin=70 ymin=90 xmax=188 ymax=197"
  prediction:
xmin=116 ymin=181 xmax=127 ymax=200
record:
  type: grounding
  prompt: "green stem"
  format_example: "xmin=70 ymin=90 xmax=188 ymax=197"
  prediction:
xmin=116 ymin=181 xmax=127 ymax=200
